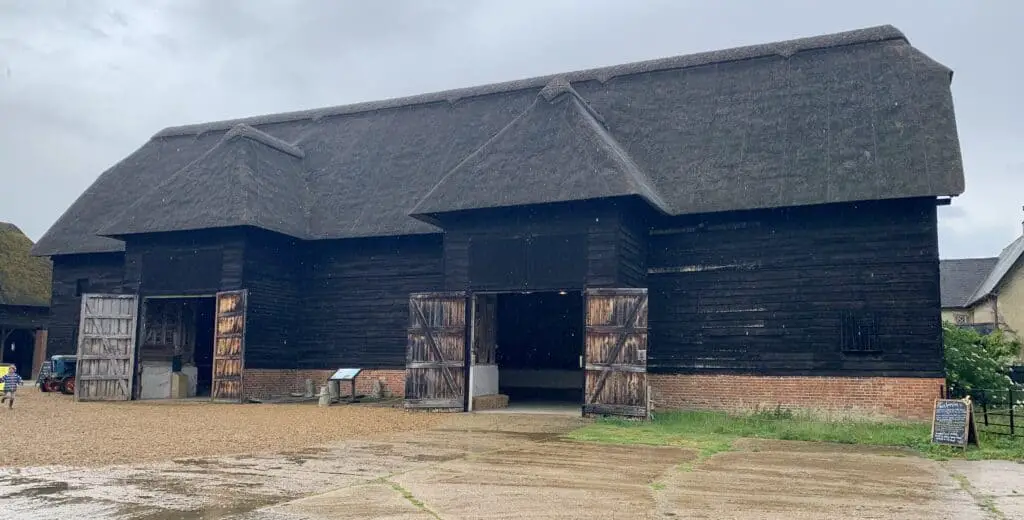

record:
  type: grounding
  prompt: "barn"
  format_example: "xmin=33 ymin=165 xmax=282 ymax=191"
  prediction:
xmin=0 ymin=222 xmax=51 ymax=379
xmin=32 ymin=25 xmax=963 ymax=419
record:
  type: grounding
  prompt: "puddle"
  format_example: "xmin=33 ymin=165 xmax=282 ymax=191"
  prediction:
xmin=3 ymin=480 xmax=71 ymax=498
xmin=118 ymin=496 xmax=284 ymax=520
xmin=435 ymin=429 xmax=563 ymax=442
xmin=174 ymin=458 xmax=219 ymax=467
xmin=410 ymin=454 xmax=463 ymax=463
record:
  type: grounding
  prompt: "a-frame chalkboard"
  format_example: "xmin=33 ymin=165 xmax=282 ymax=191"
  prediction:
xmin=931 ymin=398 xmax=980 ymax=449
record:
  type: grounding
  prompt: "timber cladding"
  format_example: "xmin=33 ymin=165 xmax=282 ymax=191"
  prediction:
xmin=296 ymin=235 xmax=444 ymax=370
xmin=440 ymin=200 xmax=651 ymax=292
xmin=49 ymin=253 xmax=127 ymax=356
xmin=649 ymin=374 xmax=945 ymax=420
xmin=242 ymin=231 xmax=300 ymax=370
xmin=647 ymin=197 xmax=942 ymax=377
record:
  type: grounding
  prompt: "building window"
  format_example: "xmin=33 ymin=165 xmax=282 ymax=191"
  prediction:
xmin=840 ymin=311 xmax=881 ymax=354
xmin=954 ymin=314 xmax=971 ymax=326
xmin=75 ymin=278 xmax=89 ymax=297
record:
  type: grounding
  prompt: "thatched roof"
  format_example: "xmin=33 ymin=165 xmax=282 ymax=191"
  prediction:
xmin=32 ymin=25 xmax=965 ymax=257
xmin=0 ymin=223 xmax=51 ymax=306
xmin=99 ymin=124 xmax=308 ymax=238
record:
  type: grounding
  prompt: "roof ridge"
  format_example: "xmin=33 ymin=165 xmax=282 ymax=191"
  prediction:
xmin=153 ymin=25 xmax=906 ymax=139
xmin=224 ymin=124 xmax=305 ymax=158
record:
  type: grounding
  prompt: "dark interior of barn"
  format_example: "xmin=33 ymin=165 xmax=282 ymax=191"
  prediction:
xmin=1 ymin=329 xmax=35 ymax=377
xmin=494 ymin=291 xmax=583 ymax=404
xmin=194 ymin=299 xmax=216 ymax=396
xmin=138 ymin=297 xmax=216 ymax=398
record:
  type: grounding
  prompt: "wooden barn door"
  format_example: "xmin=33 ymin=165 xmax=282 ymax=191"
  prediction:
xmin=583 ymin=288 xmax=650 ymax=418
xmin=212 ymin=290 xmax=247 ymax=402
xmin=75 ymin=294 xmax=139 ymax=401
xmin=405 ymin=292 xmax=469 ymax=411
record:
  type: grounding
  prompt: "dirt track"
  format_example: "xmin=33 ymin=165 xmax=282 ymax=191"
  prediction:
xmin=1 ymin=409 xmax=1007 ymax=519
xmin=1 ymin=386 xmax=446 ymax=467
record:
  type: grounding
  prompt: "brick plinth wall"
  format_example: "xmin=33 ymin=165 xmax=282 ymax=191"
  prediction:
xmin=649 ymin=375 xmax=945 ymax=421
xmin=243 ymin=369 xmax=406 ymax=401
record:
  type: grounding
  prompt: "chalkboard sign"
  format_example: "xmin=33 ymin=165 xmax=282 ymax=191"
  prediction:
xmin=931 ymin=398 xmax=979 ymax=448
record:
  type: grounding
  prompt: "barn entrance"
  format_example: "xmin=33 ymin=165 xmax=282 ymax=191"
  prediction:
xmin=471 ymin=291 xmax=584 ymax=410
xmin=403 ymin=289 xmax=650 ymax=418
xmin=137 ymin=296 xmax=216 ymax=399
xmin=0 ymin=329 xmax=35 ymax=378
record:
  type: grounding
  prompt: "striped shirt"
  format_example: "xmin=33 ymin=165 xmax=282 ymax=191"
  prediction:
xmin=1 ymin=372 xmax=23 ymax=392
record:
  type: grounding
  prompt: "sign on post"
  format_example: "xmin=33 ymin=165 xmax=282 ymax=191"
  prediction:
xmin=931 ymin=398 xmax=980 ymax=448
xmin=329 ymin=368 xmax=362 ymax=403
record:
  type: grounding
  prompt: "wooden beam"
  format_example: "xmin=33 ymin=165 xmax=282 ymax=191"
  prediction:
xmin=0 ymin=327 xmax=8 ymax=363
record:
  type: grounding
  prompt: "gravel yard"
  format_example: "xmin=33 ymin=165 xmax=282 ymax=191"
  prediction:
xmin=0 ymin=386 xmax=447 ymax=467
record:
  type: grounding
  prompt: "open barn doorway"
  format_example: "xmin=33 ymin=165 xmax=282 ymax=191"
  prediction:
xmin=137 ymin=296 xmax=216 ymax=399
xmin=1 ymin=329 xmax=36 ymax=378
xmin=471 ymin=291 xmax=584 ymax=413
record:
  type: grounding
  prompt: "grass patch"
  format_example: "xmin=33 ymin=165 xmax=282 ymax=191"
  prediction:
xmin=567 ymin=410 xmax=1024 ymax=461
xmin=380 ymin=478 xmax=440 ymax=519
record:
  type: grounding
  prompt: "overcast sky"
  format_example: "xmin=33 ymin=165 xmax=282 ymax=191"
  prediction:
xmin=1 ymin=0 xmax=1021 ymax=258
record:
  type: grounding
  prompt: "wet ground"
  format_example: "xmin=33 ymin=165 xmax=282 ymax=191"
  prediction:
xmin=0 ymin=412 xmax=1017 ymax=519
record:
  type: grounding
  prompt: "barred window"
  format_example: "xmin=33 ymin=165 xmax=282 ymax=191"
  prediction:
xmin=840 ymin=311 xmax=881 ymax=354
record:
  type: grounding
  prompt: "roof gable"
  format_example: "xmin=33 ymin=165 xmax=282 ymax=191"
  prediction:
xmin=32 ymin=25 xmax=965 ymax=257
xmin=0 ymin=223 xmax=51 ymax=307
xmin=411 ymin=80 xmax=669 ymax=217
xmin=98 ymin=125 xmax=308 ymax=239
xmin=967 ymin=235 xmax=1024 ymax=305
xmin=940 ymin=257 xmax=998 ymax=308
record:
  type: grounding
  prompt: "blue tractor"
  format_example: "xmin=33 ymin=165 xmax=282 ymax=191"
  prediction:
xmin=37 ymin=355 xmax=77 ymax=395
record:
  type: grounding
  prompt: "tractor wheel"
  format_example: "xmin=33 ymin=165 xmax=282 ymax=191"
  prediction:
xmin=39 ymin=381 xmax=50 ymax=392
xmin=44 ymin=380 xmax=62 ymax=393
xmin=60 ymin=377 xmax=75 ymax=395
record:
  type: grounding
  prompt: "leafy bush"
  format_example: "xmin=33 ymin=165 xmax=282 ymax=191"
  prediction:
xmin=944 ymin=321 xmax=1021 ymax=392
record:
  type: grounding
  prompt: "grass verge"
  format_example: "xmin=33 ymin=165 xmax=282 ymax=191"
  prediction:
xmin=567 ymin=410 xmax=1024 ymax=461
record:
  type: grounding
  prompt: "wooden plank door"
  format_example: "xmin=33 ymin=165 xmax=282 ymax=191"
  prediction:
xmin=405 ymin=292 xmax=469 ymax=410
xmin=75 ymin=294 xmax=139 ymax=401
xmin=583 ymin=288 xmax=649 ymax=418
xmin=212 ymin=290 xmax=247 ymax=402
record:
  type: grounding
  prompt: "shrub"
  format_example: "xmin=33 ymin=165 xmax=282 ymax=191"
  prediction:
xmin=944 ymin=321 xmax=1021 ymax=392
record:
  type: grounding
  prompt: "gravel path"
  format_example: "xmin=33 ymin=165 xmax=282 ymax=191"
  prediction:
xmin=1 ymin=386 xmax=447 ymax=467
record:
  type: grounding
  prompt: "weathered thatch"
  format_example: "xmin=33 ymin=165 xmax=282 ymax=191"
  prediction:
xmin=32 ymin=25 xmax=964 ymax=257
xmin=0 ymin=223 xmax=51 ymax=306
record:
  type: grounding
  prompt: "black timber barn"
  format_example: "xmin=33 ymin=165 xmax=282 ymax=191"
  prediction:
xmin=33 ymin=26 xmax=963 ymax=419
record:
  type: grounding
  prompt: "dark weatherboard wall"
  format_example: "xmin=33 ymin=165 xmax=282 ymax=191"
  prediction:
xmin=121 ymin=229 xmax=245 ymax=296
xmin=242 ymin=230 xmax=301 ymax=370
xmin=295 ymin=235 xmax=445 ymax=370
xmin=439 ymin=199 xmax=650 ymax=292
xmin=646 ymin=197 xmax=942 ymax=377
xmin=49 ymin=252 xmax=127 ymax=356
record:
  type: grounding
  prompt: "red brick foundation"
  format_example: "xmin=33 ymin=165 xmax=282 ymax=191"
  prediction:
xmin=649 ymin=374 xmax=944 ymax=421
xmin=243 ymin=369 xmax=406 ymax=401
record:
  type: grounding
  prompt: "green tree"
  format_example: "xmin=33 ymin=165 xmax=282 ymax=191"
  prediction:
xmin=944 ymin=321 xmax=1021 ymax=392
